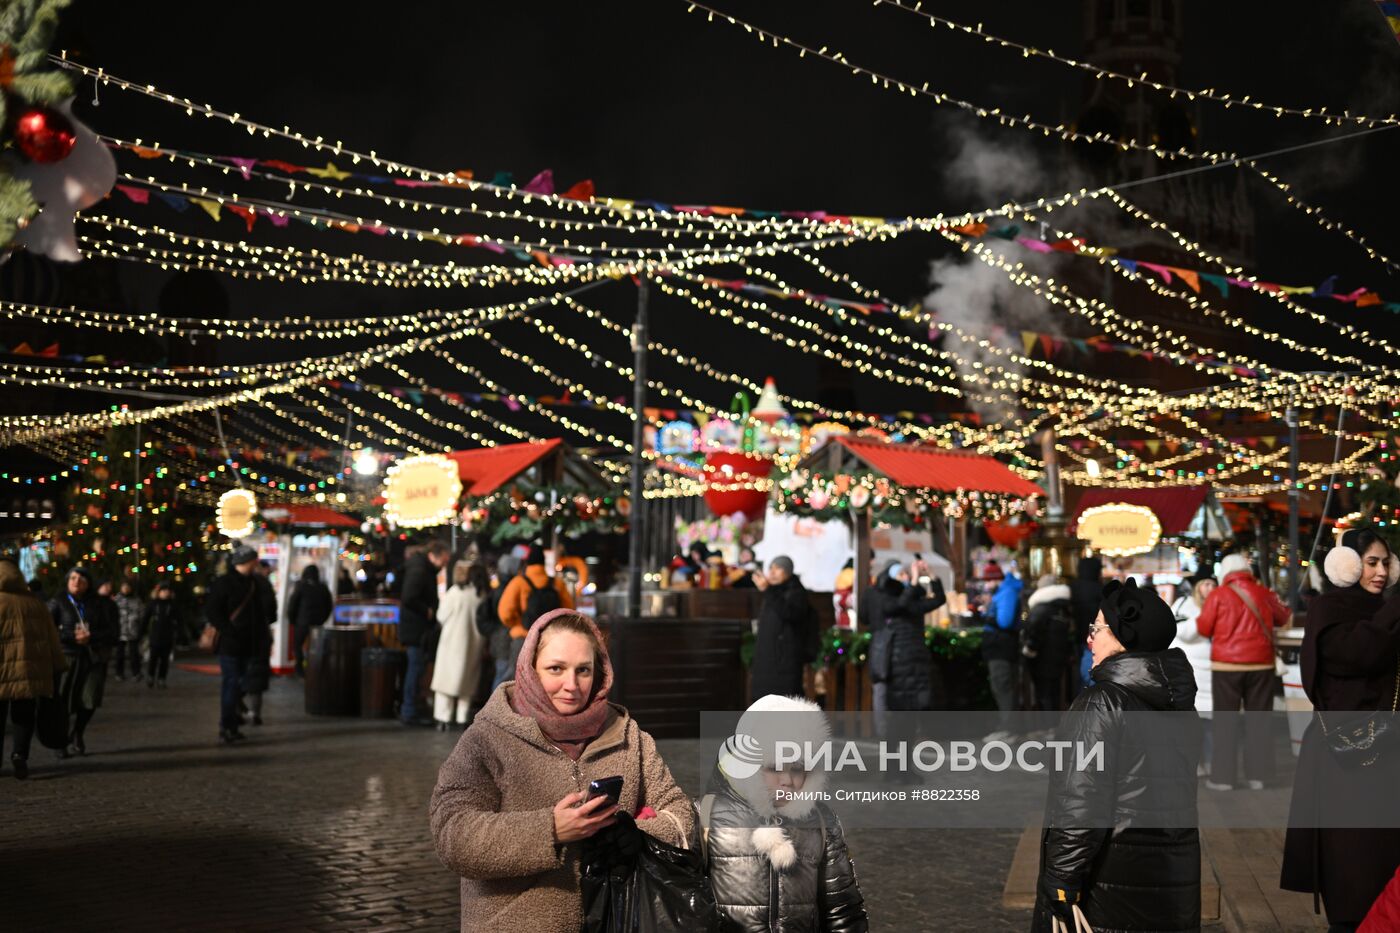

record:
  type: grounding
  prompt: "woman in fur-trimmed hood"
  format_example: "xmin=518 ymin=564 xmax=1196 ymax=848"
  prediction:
xmin=702 ymin=694 xmax=868 ymax=933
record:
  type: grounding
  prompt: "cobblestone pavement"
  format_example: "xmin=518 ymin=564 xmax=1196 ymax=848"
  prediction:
xmin=2 ymin=664 xmax=1032 ymax=931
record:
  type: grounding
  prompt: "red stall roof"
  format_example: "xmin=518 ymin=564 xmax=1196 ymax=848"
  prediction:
xmin=258 ymin=504 xmax=359 ymax=529
xmin=446 ymin=439 xmax=565 ymax=496
xmin=827 ymin=437 xmax=1044 ymax=498
xmin=1069 ymin=486 xmax=1208 ymax=536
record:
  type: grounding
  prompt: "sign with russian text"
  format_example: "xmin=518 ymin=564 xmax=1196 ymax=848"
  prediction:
xmin=381 ymin=454 xmax=461 ymax=528
xmin=1076 ymin=503 xmax=1162 ymax=557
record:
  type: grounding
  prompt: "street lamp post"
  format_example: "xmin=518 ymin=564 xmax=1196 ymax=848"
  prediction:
xmin=627 ymin=278 xmax=650 ymax=619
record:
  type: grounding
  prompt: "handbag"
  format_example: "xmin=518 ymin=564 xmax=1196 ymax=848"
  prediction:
xmin=35 ymin=673 xmax=70 ymax=751
xmin=1226 ymin=583 xmax=1287 ymax=678
xmin=200 ymin=582 xmax=256 ymax=653
xmin=580 ymin=807 xmax=723 ymax=933
xmin=1316 ymin=652 xmax=1400 ymax=768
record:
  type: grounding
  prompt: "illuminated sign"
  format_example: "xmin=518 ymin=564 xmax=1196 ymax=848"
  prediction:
xmin=217 ymin=489 xmax=258 ymax=538
xmin=381 ymin=454 xmax=462 ymax=529
xmin=1077 ymin=504 xmax=1162 ymax=557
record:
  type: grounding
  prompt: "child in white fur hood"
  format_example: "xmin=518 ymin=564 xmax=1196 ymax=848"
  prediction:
xmin=700 ymin=694 xmax=868 ymax=933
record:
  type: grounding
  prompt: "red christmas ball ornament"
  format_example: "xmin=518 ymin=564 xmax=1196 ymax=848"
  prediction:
xmin=14 ymin=106 xmax=78 ymax=163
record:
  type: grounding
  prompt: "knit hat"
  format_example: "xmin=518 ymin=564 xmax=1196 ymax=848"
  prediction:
xmin=980 ymin=560 xmax=1005 ymax=582
xmin=67 ymin=565 xmax=92 ymax=583
xmin=496 ymin=553 xmax=521 ymax=578
xmin=881 ymin=560 xmax=904 ymax=581
xmin=769 ymin=555 xmax=794 ymax=575
xmin=229 ymin=546 xmax=258 ymax=567
xmin=1218 ymin=553 xmax=1251 ymax=580
xmin=1099 ymin=578 xmax=1176 ymax=652
xmin=524 ymin=544 xmax=546 ymax=567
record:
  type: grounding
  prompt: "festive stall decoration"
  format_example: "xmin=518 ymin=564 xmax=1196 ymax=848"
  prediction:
xmin=0 ymin=0 xmax=79 ymax=247
xmin=381 ymin=454 xmax=462 ymax=529
xmin=216 ymin=488 xmax=259 ymax=538
xmin=1074 ymin=503 xmax=1163 ymax=557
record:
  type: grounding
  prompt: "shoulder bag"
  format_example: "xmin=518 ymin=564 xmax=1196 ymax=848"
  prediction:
xmin=1316 ymin=652 xmax=1400 ymax=769
xmin=1227 ymin=583 xmax=1288 ymax=678
xmin=199 ymin=582 xmax=254 ymax=653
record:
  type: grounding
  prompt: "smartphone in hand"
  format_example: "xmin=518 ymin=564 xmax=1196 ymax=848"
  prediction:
xmin=584 ymin=775 xmax=624 ymax=807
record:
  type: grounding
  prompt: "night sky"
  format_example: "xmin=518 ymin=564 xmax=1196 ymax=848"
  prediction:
xmin=32 ymin=1 xmax=1400 ymax=452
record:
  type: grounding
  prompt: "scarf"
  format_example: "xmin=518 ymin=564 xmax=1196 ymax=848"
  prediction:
xmin=510 ymin=608 xmax=614 ymax=760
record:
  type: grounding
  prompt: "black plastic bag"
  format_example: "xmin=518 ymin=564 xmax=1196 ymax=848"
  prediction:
xmin=581 ymin=833 xmax=724 ymax=933
xmin=36 ymin=675 xmax=69 ymax=750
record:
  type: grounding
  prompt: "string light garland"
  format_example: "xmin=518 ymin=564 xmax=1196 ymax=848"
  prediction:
xmin=1104 ymin=189 xmax=1400 ymax=362
xmin=872 ymin=0 xmax=1400 ymax=130
xmin=679 ymin=0 xmax=1238 ymax=164
xmin=1010 ymin=208 xmax=1395 ymax=372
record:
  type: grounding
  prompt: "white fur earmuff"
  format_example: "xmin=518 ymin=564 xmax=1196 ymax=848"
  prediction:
xmin=751 ymin=826 xmax=798 ymax=872
xmin=1324 ymin=546 xmax=1362 ymax=588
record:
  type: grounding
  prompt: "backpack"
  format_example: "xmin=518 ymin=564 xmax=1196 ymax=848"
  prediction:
xmin=524 ymin=576 xmax=562 ymax=627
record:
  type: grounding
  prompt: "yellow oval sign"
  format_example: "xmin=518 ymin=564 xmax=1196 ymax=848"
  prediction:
xmin=1077 ymin=503 xmax=1162 ymax=557
xmin=382 ymin=454 xmax=462 ymax=529
xmin=217 ymin=488 xmax=258 ymax=538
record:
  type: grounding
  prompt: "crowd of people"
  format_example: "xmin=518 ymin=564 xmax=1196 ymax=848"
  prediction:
xmin=6 ymin=523 xmax=1400 ymax=931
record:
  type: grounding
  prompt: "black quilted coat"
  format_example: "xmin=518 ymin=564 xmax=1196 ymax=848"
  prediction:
xmin=864 ymin=577 xmax=946 ymax=711
xmin=1032 ymin=649 xmax=1202 ymax=933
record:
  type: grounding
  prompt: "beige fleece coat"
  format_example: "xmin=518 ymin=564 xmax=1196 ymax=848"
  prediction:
xmin=429 ymin=684 xmax=695 ymax=932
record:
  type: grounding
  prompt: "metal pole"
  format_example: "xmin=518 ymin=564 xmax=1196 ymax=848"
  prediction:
xmin=133 ymin=422 xmax=141 ymax=581
xmin=1286 ymin=406 xmax=1301 ymax=609
xmin=627 ymin=278 xmax=650 ymax=618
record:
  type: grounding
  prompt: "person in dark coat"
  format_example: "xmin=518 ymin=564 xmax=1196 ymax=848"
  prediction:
xmin=1023 ymin=575 xmax=1075 ymax=726
xmin=864 ymin=560 xmax=946 ymax=714
xmin=750 ymin=556 xmax=814 ymax=700
xmin=48 ymin=566 xmax=118 ymax=756
xmin=1281 ymin=526 xmax=1400 ymax=928
xmin=205 ymin=546 xmax=274 ymax=743
xmin=1070 ymin=555 xmax=1104 ymax=692
xmin=399 ymin=540 xmax=450 ymax=726
xmin=1033 ymin=578 xmax=1201 ymax=933
xmin=286 ymin=564 xmax=333 ymax=676
xmin=141 ymin=582 xmax=182 ymax=687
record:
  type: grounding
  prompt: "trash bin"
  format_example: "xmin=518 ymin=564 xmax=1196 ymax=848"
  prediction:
xmin=305 ymin=624 xmax=368 ymax=716
xmin=361 ymin=647 xmax=407 ymax=719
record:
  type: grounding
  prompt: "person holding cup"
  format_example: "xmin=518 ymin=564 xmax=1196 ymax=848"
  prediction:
xmin=48 ymin=565 xmax=117 ymax=757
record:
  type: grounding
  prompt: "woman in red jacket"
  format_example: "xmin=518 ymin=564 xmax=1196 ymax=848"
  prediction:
xmin=1195 ymin=553 xmax=1290 ymax=790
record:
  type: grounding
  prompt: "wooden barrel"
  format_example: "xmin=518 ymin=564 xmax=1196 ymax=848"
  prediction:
xmin=360 ymin=647 xmax=406 ymax=719
xmin=304 ymin=625 xmax=368 ymax=716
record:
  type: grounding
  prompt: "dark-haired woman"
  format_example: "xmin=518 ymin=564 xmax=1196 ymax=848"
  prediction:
xmin=430 ymin=610 xmax=693 ymax=932
xmin=1282 ymin=527 xmax=1400 ymax=930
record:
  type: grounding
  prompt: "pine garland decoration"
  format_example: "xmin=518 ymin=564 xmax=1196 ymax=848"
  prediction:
xmin=0 ymin=0 xmax=75 ymax=247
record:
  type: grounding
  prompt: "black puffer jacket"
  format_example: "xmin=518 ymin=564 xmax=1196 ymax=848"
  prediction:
xmin=864 ymin=577 xmax=946 ymax=710
xmin=1033 ymin=649 xmax=1202 ymax=933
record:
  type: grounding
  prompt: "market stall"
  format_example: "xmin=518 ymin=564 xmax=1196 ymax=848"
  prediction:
xmin=243 ymin=504 xmax=357 ymax=674
xmin=1067 ymin=485 xmax=1230 ymax=598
